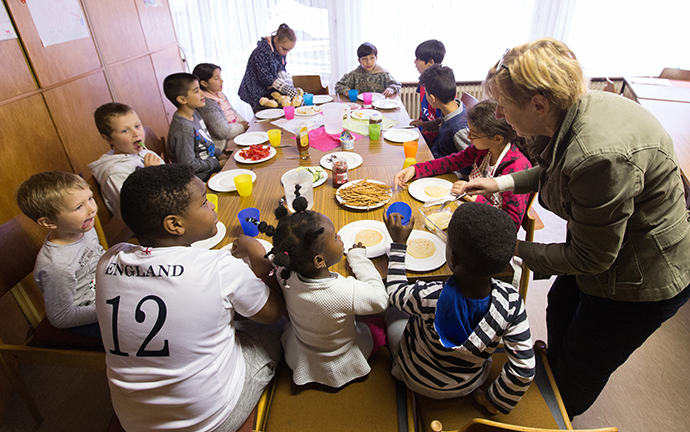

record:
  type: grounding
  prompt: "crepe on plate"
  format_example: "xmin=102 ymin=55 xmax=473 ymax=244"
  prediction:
xmin=407 ymin=238 xmax=436 ymax=259
xmin=424 ymin=186 xmax=449 ymax=198
xmin=355 ymin=229 xmax=384 ymax=247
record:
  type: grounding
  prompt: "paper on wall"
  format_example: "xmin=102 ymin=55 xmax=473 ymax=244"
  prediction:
xmin=0 ymin=2 xmax=18 ymax=41
xmin=25 ymin=0 xmax=90 ymax=47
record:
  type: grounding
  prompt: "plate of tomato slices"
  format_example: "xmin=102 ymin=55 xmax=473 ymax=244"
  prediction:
xmin=234 ymin=144 xmax=277 ymax=164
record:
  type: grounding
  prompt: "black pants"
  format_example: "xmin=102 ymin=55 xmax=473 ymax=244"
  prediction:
xmin=546 ymin=275 xmax=690 ymax=417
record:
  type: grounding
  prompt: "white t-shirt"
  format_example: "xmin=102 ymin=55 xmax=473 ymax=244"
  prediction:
xmin=95 ymin=243 xmax=270 ymax=432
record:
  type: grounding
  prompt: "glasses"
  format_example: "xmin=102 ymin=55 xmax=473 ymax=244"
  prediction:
xmin=465 ymin=127 xmax=487 ymax=141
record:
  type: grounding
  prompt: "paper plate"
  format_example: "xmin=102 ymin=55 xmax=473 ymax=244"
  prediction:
xmin=255 ymin=109 xmax=284 ymax=120
xmin=320 ymin=152 xmax=363 ymax=170
xmin=408 ymin=178 xmax=455 ymax=202
xmin=207 ymin=169 xmax=257 ymax=192
xmin=384 ymin=128 xmax=419 ymax=143
xmin=337 ymin=220 xmax=392 ymax=258
xmin=335 ymin=179 xmax=392 ymax=210
xmin=234 ymin=145 xmax=277 ymax=164
xmin=385 ymin=230 xmax=447 ymax=272
xmin=191 ymin=221 xmax=226 ymax=249
xmin=234 ymin=131 xmax=269 ymax=146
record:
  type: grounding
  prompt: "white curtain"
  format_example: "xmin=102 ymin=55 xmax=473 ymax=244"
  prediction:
xmin=529 ymin=0 xmax=577 ymax=42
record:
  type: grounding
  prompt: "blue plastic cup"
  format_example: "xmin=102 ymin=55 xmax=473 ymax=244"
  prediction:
xmin=386 ymin=202 xmax=412 ymax=226
xmin=238 ymin=208 xmax=260 ymax=237
xmin=348 ymin=89 xmax=358 ymax=102
xmin=304 ymin=93 xmax=314 ymax=106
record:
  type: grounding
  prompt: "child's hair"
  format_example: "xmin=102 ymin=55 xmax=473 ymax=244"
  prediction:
xmin=467 ymin=100 xmax=527 ymax=154
xmin=120 ymin=164 xmax=196 ymax=245
xmin=419 ymin=64 xmax=456 ymax=104
xmin=272 ymin=23 xmax=296 ymax=42
xmin=163 ymin=73 xmax=199 ymax=108
xmin=94 ymin=102 xmax=134 ymax=136
xmin=192 ymin=63 xmax=220 ymax=91
xmin=357 ymin=42 xmax=377 ymax=59
xmin=16 ymin=171 xmax=89 ymax=222
xmin=415 ymin=39 xmax=446 ymax=64
xmin=447 ymin=202 xmax=516 ymax=277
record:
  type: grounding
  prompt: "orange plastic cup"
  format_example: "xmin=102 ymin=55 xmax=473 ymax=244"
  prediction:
xmin=403 ymin=141 xmax=418 ymax=158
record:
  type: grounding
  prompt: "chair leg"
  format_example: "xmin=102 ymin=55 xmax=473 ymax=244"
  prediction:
xmin=0 ymin=353 xmax=43 ymax=423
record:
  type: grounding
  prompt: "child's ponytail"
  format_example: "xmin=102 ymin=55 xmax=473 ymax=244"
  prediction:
xmin=273 ymin=23 xmax=296 ymax=43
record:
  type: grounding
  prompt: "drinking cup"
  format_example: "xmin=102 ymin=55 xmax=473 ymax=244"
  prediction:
xmin=282 ymin=170 xmax=314 ymax=212
xmin=303 ymin=93 xmax=314 ymax=106
xmin=386 ymin=201 xmax=412 ymax=226
xmin=233 ymin=174 xmax=253 ymax=197
xmin=206 ymin=194 xmax=218 ymax=211
xmin=362 ymin=92 xmax=373 ymax=106
xmin=403 ymin=141 xmax=418 ymax=158
xmin=368 ymin=123 xmax=381 ymax=140
xmin=348 ymin=89 xmax=358 ymax=102
xmin=402 ymin=157 xmax=416 ymax=169
xmin=283 ymin=106 xmax=295 ymax=120
xmin=238 ymin=208 xmax=260 ymax=237
xmin=267 ymin=129 xmax=282 ymax=147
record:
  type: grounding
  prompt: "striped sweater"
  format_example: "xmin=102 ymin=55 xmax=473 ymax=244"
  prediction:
xmin=387 ymin=243 xmax=535 ymax=413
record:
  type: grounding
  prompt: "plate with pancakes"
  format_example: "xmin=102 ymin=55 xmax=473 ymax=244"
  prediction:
xmin=386 ymin=230 xmax=447 ymax=272
xmin=408 ymin=178 xmax=454 ymax=202
xmin=337 ymin=220 xmax=392 ymax=258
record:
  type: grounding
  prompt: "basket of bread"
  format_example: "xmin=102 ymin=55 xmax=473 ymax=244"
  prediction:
xmin=259 ymin=88 xmax=304 ymax=108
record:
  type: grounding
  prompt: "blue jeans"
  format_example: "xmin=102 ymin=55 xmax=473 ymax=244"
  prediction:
xmin=546 ymin=275 xmax=690 ymax=417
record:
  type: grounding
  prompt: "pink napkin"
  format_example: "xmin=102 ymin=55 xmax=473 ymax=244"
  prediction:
xmin=294 ymin=126 xmax=363 ymax=152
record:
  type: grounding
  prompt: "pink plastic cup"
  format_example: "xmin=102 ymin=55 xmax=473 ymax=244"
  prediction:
xmin=362 ymin=92 xmax=373 ymax=105
xmin=284 ymin=105 xmax=295 ymax=120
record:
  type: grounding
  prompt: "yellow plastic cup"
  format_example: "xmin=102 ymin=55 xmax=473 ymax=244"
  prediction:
xmin=267 ymin=129 xmax=282 ymax=147
xmin=402 ymin=157 xmax=416 ymax=169
xmin=206 ymin=193 xmax=218 ymax=210
xmin=403 ymin=141 xmax=418 ymax=158
xmin=234 ymin=174 xmax=253 ymax=197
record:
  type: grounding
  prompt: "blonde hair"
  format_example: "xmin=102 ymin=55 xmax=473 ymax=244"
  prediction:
xmin=484 ymin=38 xmax=589 ymax=111
xmin=16 ymin=171 xmax=89 ymax=222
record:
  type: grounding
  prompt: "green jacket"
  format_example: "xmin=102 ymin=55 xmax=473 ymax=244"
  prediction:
xmin=513 ymin=91 xmax=690 ymax=301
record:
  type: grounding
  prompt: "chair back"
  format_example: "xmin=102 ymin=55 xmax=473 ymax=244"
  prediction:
xmin=518 ymin=193 xmax=538 ymax=300
xmin=0 ymin=213 xmax=48 ymax=297
xmin=603 ymin=78 xmax=616 ymax=93
xmin=144 ymin=126 xmax=168 ymax=163
xmin=86 ymin=175 xmax=134 ymax=248
xmin=460 ymin=92 xmax=479 ymax=109
xmin=659 ymin=68 xmax=690 ymax=81
xmin=292 ymin=75 xmax=329 ymax=95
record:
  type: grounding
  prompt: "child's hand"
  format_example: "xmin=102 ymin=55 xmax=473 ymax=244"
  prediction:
xmin=240 ymin=121 xmax=249 ymax=131
xmin=143 ymin=153 xmax=162 ymax=167
xmin=384 ymin=212 xmax=414 ymax=244
xmin=383 ymin=88 xmax=395 ymax=98
xmin=218 ymin=158 xmax=228 ymax=169
xmin=472 ymin=388 xmax=499 ymax=415
xmin=393 ymin=166 xmax=416 ymax=190
xmin=349 ymin=241 xmax=365 ymax=250
xmin=230 ymin=235 xmax=260 ymax=259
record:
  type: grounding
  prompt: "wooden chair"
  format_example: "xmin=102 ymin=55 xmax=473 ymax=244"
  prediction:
xmin=429 ymin=418 xmax=618 ymax=432
xmin=658 ymin=68 xmax=690 ymax=81
xmin=86 ymin=176 xmax=134 ymax=248
xmin=518 ymin=193 xmax=541 ymax=300
xmin=460 ymin=92 xmax=479 ymax=109
xmin=144 ymin=126 xmax=168 ymax=163
xmin=603 ymin=78 xmax=616 ymax=94
xmin=292 ymin=75 xmax=329 ymax=95
xmin=0 ymin=213 xmax=106 ymax=423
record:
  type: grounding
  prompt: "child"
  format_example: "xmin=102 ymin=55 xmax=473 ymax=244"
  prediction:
xmin=384 ymin=203 xmax=535 ymax=414
xmin=259 ymin=195 xmax=389 ymax=388
xmin=410 ymin=39 xmax=446 ymax=145
xmin=419 ymin=64 xmax=469 ymax=159
xmin=335 ymin=42 xmax=402 ymax=98
xmin=193 ymin=63 xmax=249 ymax=153
xmin=393 ymin=100 xmax=532 ymax=228
xmin=164 ymin=72 xmax=228 ymax=182
xmin=95 ymin=164 xmax=285 ymax=431
xmin=88 ymin=102 xmax=163 ymax=219
xmin=15 ymin=171 xmax=104 ymax=338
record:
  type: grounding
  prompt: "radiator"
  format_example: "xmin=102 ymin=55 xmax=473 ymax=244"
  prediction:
xmin=400 ymin=82 xmax=484 ymax=120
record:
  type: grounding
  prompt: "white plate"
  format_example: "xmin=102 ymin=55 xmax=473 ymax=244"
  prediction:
xmin=255 ymin=109 xmax=284 ymax=120
xmin=234 ymin=145 xmax=277 ymax=164
xmin=295 ymin=106 xmax=323 ymax=116
xmin=220 ymin=239 xmax=273 ymax=264
xmin=357 ymin=92 xmax=384 ymax=102
xmin=337 ymin=220 xmax=392 ymax=258
xmin=320 ymin=152 xmax=363 ymax=170
xmin=281 ymin=167 xmax=328 ymax=188
xmin=350 ymin=109 xmax=380 ymax=121
xmin=373 ymin=99 xmax=401 ymax=110
xmin=408 ymin=178 xmax=455 ymax=203
xmin=384 ymin=128 xmax=419 ymax=143
xmin=191 ymin=221 xmax=226 ymax=249
xmin=335 ymin=179 xmax=392 ymax=210
xmin=312 ymin=95 xmax=333 ymax=104
xmin=234 ymin=131 xmax=269 ymax=146
xmin=208 ymin=169 xmax=257 ymax=192
xmin=386 ymin=230 xmax=447 ymax=272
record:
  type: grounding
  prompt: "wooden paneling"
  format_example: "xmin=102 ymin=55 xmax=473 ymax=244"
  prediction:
xmin=135 ymin=0 xmax=177 ymax=52
xmin=0 ymin=38 xmax=37 ymax=102
xmin=82 ymin=0 xmax=147 ymax=66
xmin=0 ymin=95 xmax=72 ymax=225
xmin=43 ymin=72 xmax=113 ymax=179
xmin=109 ymin=55 xmax=170 ymax=137
xmin=5 ymin=0 xmax=101 ymax=88
xmin=150 ymin=44 xmax=184 ymax=128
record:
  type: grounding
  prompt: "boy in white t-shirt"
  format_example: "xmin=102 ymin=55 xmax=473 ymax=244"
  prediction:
xmin=95 ymin=164 xmax=285 ymax=432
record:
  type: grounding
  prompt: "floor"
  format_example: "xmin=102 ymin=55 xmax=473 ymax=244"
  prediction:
xmin=1 ymin=199 xmax=689 ymax=431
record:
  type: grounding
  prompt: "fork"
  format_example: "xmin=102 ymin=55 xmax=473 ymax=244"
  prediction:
xmin=438 ymin=193 xmax=467 ymax=211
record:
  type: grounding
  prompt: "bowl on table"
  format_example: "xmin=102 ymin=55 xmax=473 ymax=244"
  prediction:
xmin=418 ymin=199 xmax=461 ymax=243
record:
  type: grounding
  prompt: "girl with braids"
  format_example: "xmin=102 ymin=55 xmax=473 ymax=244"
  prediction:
xmin=259 ymin=195 xmax=388 ymax=388
xmin=393 ymin=100 xmax=532 ymax=228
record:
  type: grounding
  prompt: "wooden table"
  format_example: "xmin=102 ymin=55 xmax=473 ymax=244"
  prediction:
xmin=623 ymin=76 xmax=690 ymax=103
xmin=210 ymin=95 xmax=455 ymax=281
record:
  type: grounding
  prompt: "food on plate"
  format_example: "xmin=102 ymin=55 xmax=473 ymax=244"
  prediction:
xmin=351 ymin=111 xmax=368 ymax=120
xmin=259 ymin=97 xmax=278 ymax=108
xmin=424 ymin=186 xmax=449 ymax=198
xmin=295 ymin=106 xmax=323 ymax=116
xmin=336 ymin=179 xmax=392 ymax=208
xmin=296 ymin=166 xmax=325 ymax=183
xmin=354 ymin=229 xmax=384 ymax=247
xmin=407 ymin=238 xmax=436 ymax=259
xmin=238 ymin=144 xmax=271 ymax=161
xmin=426 ymin=212 xmax=452 ymax=230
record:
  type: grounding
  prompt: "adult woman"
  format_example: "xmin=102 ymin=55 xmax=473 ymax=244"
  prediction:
xmin=239 ymin=23 xmax=298 ymax=111
xmin=193 ymin=63 xmax=248 ymax=152
xmin=462 ymin=38 xmax=690 ymax=417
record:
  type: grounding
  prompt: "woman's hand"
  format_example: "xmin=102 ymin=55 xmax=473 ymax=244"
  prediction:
xmin=451 ymin=180 xmax=477 ymax=202
xmin=393 ymin=166 xmax=416 ymax=190
xmin=460 ymin=177 xmax=500 ymax=196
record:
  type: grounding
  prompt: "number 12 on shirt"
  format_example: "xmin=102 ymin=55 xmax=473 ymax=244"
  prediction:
xmin=106 ymin=295 xmax=170 ymax=357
